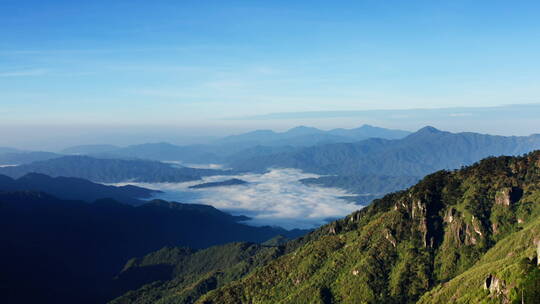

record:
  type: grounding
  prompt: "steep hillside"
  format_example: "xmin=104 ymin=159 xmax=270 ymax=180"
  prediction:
xmin=418 ymin=213 xmax=540 ymax=303
xmin=192 ymin=151 xmax=540 ymax=303
xmin=109 ymin=242 xmax=296 ymax=304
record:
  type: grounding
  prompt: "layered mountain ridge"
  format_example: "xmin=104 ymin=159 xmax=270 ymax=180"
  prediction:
xmin=0 ymin=155 xmax=235 ymax=183
xmin=0 ymin=172 xmax=158 ymax=205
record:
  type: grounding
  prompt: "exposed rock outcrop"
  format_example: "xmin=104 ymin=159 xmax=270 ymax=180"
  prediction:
xmin=495 ymin=187 xmax=523 ymax=207
xmin=483 ymin=274 xmax=509 ymax=303
xmin=535 ymin=238 xmax=540 ymax=266
xmin=383 ymin=229 xmax=397 ymax=248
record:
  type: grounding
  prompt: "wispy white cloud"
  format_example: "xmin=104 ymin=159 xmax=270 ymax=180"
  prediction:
xmin=0 ymin=69 xmax=48 ymax=77
xmin=124 ymin=168 xmax=362 ymax=230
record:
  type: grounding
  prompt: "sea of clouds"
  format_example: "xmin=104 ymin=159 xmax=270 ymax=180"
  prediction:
xmin=122 ymin=168 xmax=362 ymax=230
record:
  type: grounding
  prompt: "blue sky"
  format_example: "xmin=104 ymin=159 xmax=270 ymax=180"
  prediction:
xmin=1 ymin=0 xmax=540 ymax=147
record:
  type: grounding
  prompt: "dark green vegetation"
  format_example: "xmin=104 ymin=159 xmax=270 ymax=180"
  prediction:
xmin=0 ymin=192 xmax=305 ymax=304
xmin=0 ymin=173 xmax=158 ymax=205
xmin=189 ymin=178 xmax=248 ymax=189
xmin=0 ymin=155 xmax=234 ymax=183
xmin=108 ymin=235 xmax=319 ymax=304
xmin=109 ymin=242 xmax=297 ymax=304
xmin=113 ymin=151 xmax=540 ymax=304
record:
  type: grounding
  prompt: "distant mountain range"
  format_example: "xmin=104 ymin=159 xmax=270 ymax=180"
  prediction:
xmin=0 ymin=173 xmax=159 ymax=205
xmin=0 ymin=191 xmax=305 ymax=304
xmin=50 ymin=126 xmax=540 ymax=187
xmin=4 ymin=126 xmax=540 ymax=204
xmin=0 ymin=155 xmax=235 ymax=183
xmin=0 ymin=151 xmax=62 ymax=165
xmin=54 ymin=125 xmax=411 ymax=163
xmin=0 ymin=125 xmax=411 ymax=166
xmin=215 ymin=124 xmax=411 ymax=147
xmin=229 ymin=126 xmax=540 ymax=176
xmin=61 ymin=144 xmax=120 ymax=154
xmin=90 ymin=143 xmax=222 ymax=163
xmin=225 ymin=127 xmax=540 ymax=197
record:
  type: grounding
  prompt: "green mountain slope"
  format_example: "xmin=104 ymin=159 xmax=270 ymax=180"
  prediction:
xmin=189 ymin=151 xmax=540 ymax=304
xmin=109 ymin=242 xmax=298 ymax=304
xmin=418 ymin=207 xmax=540 ymax=303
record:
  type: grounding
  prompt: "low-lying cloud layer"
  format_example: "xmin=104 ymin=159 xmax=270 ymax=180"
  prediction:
xmin=127 ymin=169 xmax=361 ymax=230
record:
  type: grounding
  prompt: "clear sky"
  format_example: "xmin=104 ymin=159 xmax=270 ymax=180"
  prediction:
xmin=1 ymin=0 xmax=540 ymax=148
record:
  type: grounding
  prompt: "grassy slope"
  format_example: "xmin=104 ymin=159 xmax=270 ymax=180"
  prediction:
xmin=109 ymin=242 xmax=299 ymax=304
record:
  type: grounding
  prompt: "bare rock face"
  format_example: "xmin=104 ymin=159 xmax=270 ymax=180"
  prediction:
xmin=484 ymin=274 xmax=509 ymax=303
xmin=463 ymin=218 xmax=483 ymax=246
xmin=495 ymin=187 xmax=523 ymax=207
xmin=393 ymin=194 xmax=442 ymax=248
xmin=495 ymin=188 xmax=512 ymax=206
xmin=383 ymin=229 xmax=397 ymax=248
xmin=444 ymin=209 xmax=466 ymax=247
xmin=444 ymin=208 xmax=456 ymax=224
xmin=404 ymin=197 xmax=432 ymax=248
xmin=534 ymin=154 xmax=540 ymax=168
xmin=443 ymin=209 xmax=485 ymax=247
xmin=535 ymin=238 xmax=540 ymax=266
xmin=491 ymin=222 xmax=499 ymax=235
xmin=328 ymin=225 xmax=337 ymax=235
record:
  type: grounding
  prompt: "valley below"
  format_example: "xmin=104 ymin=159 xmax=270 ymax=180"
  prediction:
xmin=117 ymin=168 xmax=362 ymax=229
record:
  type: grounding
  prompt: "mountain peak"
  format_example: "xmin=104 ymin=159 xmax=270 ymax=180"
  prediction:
xmin=357 ymin=124 xmax=377 ymax=129
xmin=416 ymin=126 xmax=442 ymax=134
